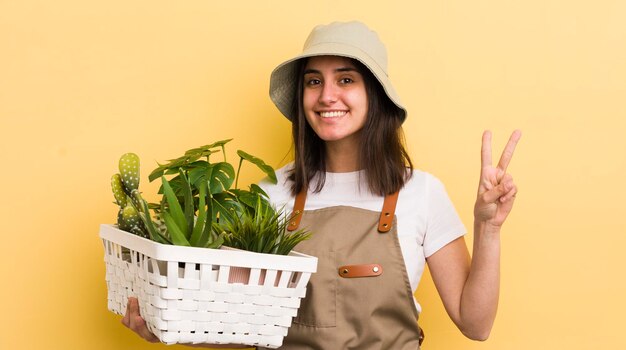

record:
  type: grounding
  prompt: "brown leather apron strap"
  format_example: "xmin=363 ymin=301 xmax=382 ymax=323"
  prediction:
xmin=287 ymin=189 xmax=307 ymax=231
xmin=288 ymin=189 xmax=400 ymax=233
xmin=378 ymin=191 xmax=399 ymax=233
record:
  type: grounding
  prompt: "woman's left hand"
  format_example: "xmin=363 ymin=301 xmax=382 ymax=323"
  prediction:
xmin=427 ymin=129 xmax=521 ymax=340
xmin=473 ymin=130 xmax=522 ymax=228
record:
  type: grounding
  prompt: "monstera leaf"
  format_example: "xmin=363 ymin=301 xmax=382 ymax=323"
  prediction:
xmin=236 ymin=150 xmax=277 ymax=185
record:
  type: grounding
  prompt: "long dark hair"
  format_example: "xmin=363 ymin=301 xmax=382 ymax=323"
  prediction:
xmin=287 ymin=57 xmax=413 ymax=196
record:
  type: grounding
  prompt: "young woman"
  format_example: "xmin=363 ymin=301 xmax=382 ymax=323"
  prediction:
xmin=123 ymin=21 xmax=521 ymax=349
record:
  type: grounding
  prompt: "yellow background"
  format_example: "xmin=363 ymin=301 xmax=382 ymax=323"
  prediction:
xmin=1 ymin=1 xmax=624 ymax=349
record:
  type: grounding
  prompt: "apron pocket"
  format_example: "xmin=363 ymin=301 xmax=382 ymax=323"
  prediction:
xmin=293 ymin=250 xmax=337 ymax=327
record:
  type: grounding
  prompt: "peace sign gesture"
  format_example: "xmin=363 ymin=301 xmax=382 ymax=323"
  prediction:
xmin=474 ymin=130 xmax=522 ymax=228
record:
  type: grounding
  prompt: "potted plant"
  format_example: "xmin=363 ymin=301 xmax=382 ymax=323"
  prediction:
xmin=100 ymin=139 xmax=316 ymax=349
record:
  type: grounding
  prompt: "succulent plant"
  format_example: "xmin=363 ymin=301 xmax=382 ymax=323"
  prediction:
xmin=111 ymin=153 xmax=148 ymax=238
xmin=122 ymin=204 xmax=146 ymax=237
xmin=119 ymin=153 xmax=140 ymax=193
xmin=111 ymin=174 xmax=127 ymax=207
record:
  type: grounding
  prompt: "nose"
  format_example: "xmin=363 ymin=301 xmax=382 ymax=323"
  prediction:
xmin=319 ymin=82 xmax=338 ymax=105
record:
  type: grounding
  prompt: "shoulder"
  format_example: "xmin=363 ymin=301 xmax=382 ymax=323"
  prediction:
xmin=398 ymin=169 xmax=456 ymax=213
xmin=401 ymin=168 xmax=447 ymax=197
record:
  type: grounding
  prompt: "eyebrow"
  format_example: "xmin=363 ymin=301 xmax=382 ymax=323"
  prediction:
xmin=303 ymin=67 xmax=358 ymax=75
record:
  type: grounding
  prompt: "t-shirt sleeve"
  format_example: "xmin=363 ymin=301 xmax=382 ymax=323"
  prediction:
xmin=422 ymin=175 xmax=467 ymax=257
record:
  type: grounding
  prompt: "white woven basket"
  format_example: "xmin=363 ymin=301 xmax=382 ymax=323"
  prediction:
xmin=100 ymin=224 xmax=317 ymax=349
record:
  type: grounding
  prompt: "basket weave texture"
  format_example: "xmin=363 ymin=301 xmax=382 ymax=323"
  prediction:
xmin=100 ymin=224 xmax=317 ymax=348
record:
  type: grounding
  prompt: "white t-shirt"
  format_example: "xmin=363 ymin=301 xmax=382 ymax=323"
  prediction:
xmin=258 ymin=164 xmax=466 ymax=313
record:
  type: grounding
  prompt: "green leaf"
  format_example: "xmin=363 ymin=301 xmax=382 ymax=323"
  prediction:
xmin=236 ymin=150 xmax=277 ymax=184
xmin=133 ymin=192 xmax=171 ymax=244
xmin=208 ymin=162 xmax=235 ymax=194
xmin=232 ymin=187 xmax=273 ymax=217
xmin=149 ymin=140 xmax=233 ymax=183
xmin=189 ymin=182 xmax=207 ymax=246
xmin=250 ymin=183 xmax=269 ymax=198
xmin=149 ymin=157 xmax=183 ymax=182
xmin=161 ymin=176 xmax=187 ymax=235
xmin=211 ymin=193 xmax=240 ymax=225
xmin=187 ymin=161 xmax=210 ymax=186
xmin=230 ymin=189 xmax=259 ymax=210
xmin=162 ymin=211 xmax=190 ymax=246
xmin=155 ymin=173 xmax=183 ymax=196
xmin=204 ymin=139 xmax=233 ymax=149
xmin=197 ymin=215 xmax=213 ymax=247
xmin=185 ymin=139 xmax=232 ymax=158
xmin=206 ymin=232 xmax=225 ymax=249
xmin=178 ymin=169 xmax=195 ymax=239
xmin=149 ymin=154 xmax=201 ymax=182
xmin=138 ymin=211 xmax=170 ymax=244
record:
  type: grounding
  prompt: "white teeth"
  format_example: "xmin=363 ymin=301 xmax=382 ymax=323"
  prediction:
xmin=319 ymin=111 xmax=347 ymax=118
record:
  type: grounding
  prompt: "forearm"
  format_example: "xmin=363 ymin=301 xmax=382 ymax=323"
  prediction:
xmin=458 ymin=221 xmax=501 ymax=340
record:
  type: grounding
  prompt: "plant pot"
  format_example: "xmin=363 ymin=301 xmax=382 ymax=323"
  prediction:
xmin=100 ymin=224 xmax=317 ymax=349
xmin=220 ymin=246 xmax=295 ymax=287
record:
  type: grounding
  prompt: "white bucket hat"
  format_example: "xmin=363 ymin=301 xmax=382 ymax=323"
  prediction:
xmin=269 ymin=21 xmax=407 ymax=122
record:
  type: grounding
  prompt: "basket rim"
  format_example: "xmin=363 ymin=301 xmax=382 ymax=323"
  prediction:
xmin=100 ymin=224 xmax=318 ymax=272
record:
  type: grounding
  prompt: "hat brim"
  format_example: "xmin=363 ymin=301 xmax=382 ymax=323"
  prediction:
xmin=269 ymin=42 xmax=406 ymax=122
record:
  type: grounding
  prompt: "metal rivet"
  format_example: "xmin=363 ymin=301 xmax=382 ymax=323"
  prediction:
xmin=290 ymin=221 xmax=296 ymax=226
xmin=385 ymin=212 xmax=390 ymax=217
xmin=294 ymin=210 xmax=301 ymax=215
xmin=342 ymin=269 xmax=349 ymax=274
xmin=383 ymin=223 xmax=388 ymax=228
xmin=373 ymin=266 xmax=379 ymax=273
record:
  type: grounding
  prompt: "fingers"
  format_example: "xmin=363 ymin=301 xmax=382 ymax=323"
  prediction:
xmin=122 ymin=297 xmax=159 ymax=343
xmin=121 ymin=299 xmax=130 ymax=327
xmin=496 ymin=130 xmax=522 ymax=174
xmin=480 ymin=174 xmax=516 ymax=204
xmin=499 ymin=177 xmax=517 ymax=203
xmin=481 ymin=130 xmax=492 ymax=168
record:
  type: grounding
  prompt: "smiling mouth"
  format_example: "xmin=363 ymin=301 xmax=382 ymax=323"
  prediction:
xmin=318 ymin=111 xmax=348 ymax=118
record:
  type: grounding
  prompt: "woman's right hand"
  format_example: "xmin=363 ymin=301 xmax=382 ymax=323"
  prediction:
xmin=121 ymin=297 xmax=159 ymax=343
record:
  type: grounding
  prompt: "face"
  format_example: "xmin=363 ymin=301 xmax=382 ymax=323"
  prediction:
xmin=302 ymin=56 xmax=368 ymax=147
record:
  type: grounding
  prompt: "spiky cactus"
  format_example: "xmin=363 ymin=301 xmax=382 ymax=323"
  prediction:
xmin=111 ymin=174 xmax=127 ymax=207
xmin=119 ymin=153 xmax=140 ymax=193
xmin=112 ymin=153 xmax=148 ymax=238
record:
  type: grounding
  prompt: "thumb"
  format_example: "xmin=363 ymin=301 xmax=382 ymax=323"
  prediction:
xmin=480 ymin=182 xmax=509 ymax=204
xmin=128 ymin=297 xmax=140 ymax=315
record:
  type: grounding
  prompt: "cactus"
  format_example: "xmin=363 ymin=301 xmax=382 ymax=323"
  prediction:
xmin=111 ymin=174 xmax=127 ymax=207
xmin=122 ymin=204 xmax=147 ymax=238
xmin=112 ymin=152 xmax=148 ymax=238
xmin=119 ymin=153 xmax=140 ymax=194
xmin=117 ymin=208 xmax=128 ymax=230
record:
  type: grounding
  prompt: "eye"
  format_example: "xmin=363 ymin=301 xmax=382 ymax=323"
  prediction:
xmin=339 ymin=77 xmax=354 ymax=84
xmin=305 ymin=78 xmax=321 ymax=86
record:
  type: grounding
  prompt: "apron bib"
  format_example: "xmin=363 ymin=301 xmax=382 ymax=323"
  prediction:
xmin=261 ymin=190 xmax=424 ymax=349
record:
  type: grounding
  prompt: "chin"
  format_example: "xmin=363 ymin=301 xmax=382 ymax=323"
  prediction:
xmin=317 ymin=134 xmax=345 ymax=142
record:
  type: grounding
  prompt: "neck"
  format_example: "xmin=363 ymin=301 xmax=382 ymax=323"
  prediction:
xmin=324 ymin=137 xmax=360 ymax=173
